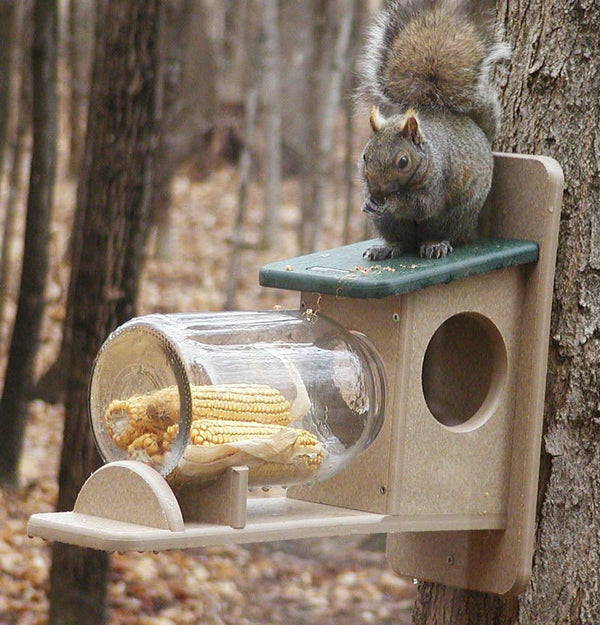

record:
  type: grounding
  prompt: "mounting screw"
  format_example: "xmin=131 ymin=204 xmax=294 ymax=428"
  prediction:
xmin=392 ymin=313 xmax=400 ymax=322
xmin=379 ymin=485 xmax=387 ymax=495
xmin=447 ymin=555 xmax=455 ymax=566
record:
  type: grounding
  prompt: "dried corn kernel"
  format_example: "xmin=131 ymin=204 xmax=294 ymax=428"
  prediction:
xmin=127 ymin=432 xmax=163 ymax=463
xmin=190 ymin=384 xmax=292 ymax=425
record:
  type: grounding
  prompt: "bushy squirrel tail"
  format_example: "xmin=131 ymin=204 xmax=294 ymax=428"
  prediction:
xmin=357 ymin=0 xmax=510 ymax=141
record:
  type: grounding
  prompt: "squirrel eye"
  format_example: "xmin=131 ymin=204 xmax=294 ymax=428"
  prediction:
xmin=397 ymin=155 xmax=409 ymax=169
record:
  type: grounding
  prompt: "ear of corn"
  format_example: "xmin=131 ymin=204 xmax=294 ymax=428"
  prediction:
xmin=103 ymin=382 xmax=322 ymax=485
xmin=187 ymin=418 xmax=293 ymax=446
xmin=105 ymin=383 xmax=293 ymax=441
xmin=190 ymin=384 xmax=292 ymax=425
xmin=247 ymin=457 xmax=322 ymax=485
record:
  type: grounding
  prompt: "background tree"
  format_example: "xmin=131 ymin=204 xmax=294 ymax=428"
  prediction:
xmin=299 ymin=0 xmax=355 ymax=252
xmin=412 ymin=2 xmax=600 ymax=623
xmin=0 ymin=0 xmax=17 ymax=170
xmin=66 ymin=0 xmax=95 ymax=176
xmin=259 ymin=0 xmax=282 ymax=249
xmin=47 ymin=1 xmax=165 ymax=623
xmin=149 ymin=0 xmax=217 ymax=260
xmin=0 ymin=0 xmax=30 ymax=335
xmin=0 ymin=0 xmax=57 ymax=487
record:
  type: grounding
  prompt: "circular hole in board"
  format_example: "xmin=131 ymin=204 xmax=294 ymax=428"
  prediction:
xmin=421 ymin=312 xmax=507 ymax=431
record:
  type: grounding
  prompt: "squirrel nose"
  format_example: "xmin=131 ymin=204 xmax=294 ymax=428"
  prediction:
xmin=371 ymin=183 xmax=395 ymax=200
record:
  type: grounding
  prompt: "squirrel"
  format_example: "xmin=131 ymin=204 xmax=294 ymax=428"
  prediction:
xmin=357 ymin=0 xmax=510 ymax=260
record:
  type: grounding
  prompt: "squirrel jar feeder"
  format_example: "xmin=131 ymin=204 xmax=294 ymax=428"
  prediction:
xmin=28 ymin=153 xmax=563 ymax=596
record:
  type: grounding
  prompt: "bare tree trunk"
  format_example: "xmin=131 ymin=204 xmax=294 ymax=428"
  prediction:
xmin=259 ymin=0 xmax=282 ymax=249
xmin=0 ymin=0 xmax=29 ymax=338
xmin=412 ymin=2 xmax=600 ymax=624
xmin=224 ymin=4 xmax=261 ymax=311
xmin=342 ymin=0 xmax=369 ymax=245
xmin=0 ymin=0 xmax=57 ymax=487
xmin=220 ymin=0 xmax=249 ymax=103
xmin=300 ymin=0 xmax=328 ymax=253
xmin=150 ymin=0 xmax=217 ymax=260
xmin=66 ymin=0 xmax=94 ymax=175
xmin=0 ymin=1 xmax=16 ymax=168
xmin=301 ymin=0 xmax=355 ymax=252
xmin=47 ymin=1 xmax=165 ymax=623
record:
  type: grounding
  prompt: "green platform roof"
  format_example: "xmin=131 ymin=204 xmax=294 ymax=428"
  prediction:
xmin=259 ymin=238 xmax=539 ymax=299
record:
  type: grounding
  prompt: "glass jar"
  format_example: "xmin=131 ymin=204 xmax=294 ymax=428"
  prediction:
xmin=89 ymin=310 xmax=386 ymax=488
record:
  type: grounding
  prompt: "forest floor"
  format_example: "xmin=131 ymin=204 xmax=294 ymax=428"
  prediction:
xmin=0 ymin=155 xmax=417 ymax=624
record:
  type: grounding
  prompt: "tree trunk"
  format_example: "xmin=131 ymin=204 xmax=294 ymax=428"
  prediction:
xmin=301 ymin=0 xmax=355 ymax=252
xmin=66 ymin=0 xmax=95 ymax=176
xmin=47 ymin=1 xmax=164 ymax=623
xmin=0 ymin=0 xmax=30 ymax=337
xmin=412 ymin=2 xmax=600 ymax=624
xmin=259 ymin=0 xmax=282 ymax=249
xmin=150 ymin=0 xmax=217 ymax=260
xmin=0 ymin=0 xmax=16 ymax=168
xmin=0 ymin=0 xmax=57 ymax=487
xmin=224 ymin=1 xmax=261 ymax=311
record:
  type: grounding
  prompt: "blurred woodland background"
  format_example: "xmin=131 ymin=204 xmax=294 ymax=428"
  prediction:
xmin=0 ymin=1 xmax=598 ymax=625
xmin=0 ymin=1 xmax=415 ymax=624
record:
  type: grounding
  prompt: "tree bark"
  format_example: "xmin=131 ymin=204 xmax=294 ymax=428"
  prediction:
xmin=0 ymin=0 xmax=57 ymax=486
xmin=301 ymin=0 xmax=355 ymax=252
xmin=0 ymin=0 xmax=29 ymax=336
xmin=224 ymin=1 xmax=261 ymax=311
xmin=259 ymin=0 xmax=282 ymax=249
xmin=66 ymin=0 xmax=95 ymax=176
xmin=0 ymin=0 xmax=16 ymax=169
xmin=412 ymin=2 xmax=600 ymax=624
xmin=47 ymin=1 xmax=164 ymax=623
xmin=150 ymin=0 xmax=217 ymax=260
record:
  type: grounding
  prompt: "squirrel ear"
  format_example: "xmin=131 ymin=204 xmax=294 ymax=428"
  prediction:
xmin=401 ymin=109 xmax=422 ymax=145
xmin=370 ymin=105 xmax=387 ymax=132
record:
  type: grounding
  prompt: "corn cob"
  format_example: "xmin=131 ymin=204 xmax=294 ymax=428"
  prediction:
xmin=247 ymin=457 xmax=323 ymax=485
xmin=105 ymin=384 xmax=293 ymax=448
xmin=104 ymin=386 xmax=181 ymax=449
xmin=189 ymin=384 xmax=292 ymax=425
xmin=164 ymin=419 xmax=321 ymax=448
xmin=186 ymin=418 xmax=312 ymax=446
xmin=165 ymin=419 xmax=323 ymax=481
xmin=104 ymin=383 xmax=322 ymax=484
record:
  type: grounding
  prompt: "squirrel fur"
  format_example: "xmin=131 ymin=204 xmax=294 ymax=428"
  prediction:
xmin=358 ymin=0 xmax=510 ymax=260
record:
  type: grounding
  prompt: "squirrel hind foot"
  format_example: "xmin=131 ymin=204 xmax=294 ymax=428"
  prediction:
xmin=419 ymin=240 xmax=453 ymax=259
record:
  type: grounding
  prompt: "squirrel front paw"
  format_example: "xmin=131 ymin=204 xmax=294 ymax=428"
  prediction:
xmin=419 ymin=240 xmax=453 ymax=259
xmin=363 ymin=243 xmax=404 ymax=261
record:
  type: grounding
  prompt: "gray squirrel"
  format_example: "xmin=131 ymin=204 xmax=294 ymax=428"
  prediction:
xmin=358 ymin=0 xmax=510 ymax=260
